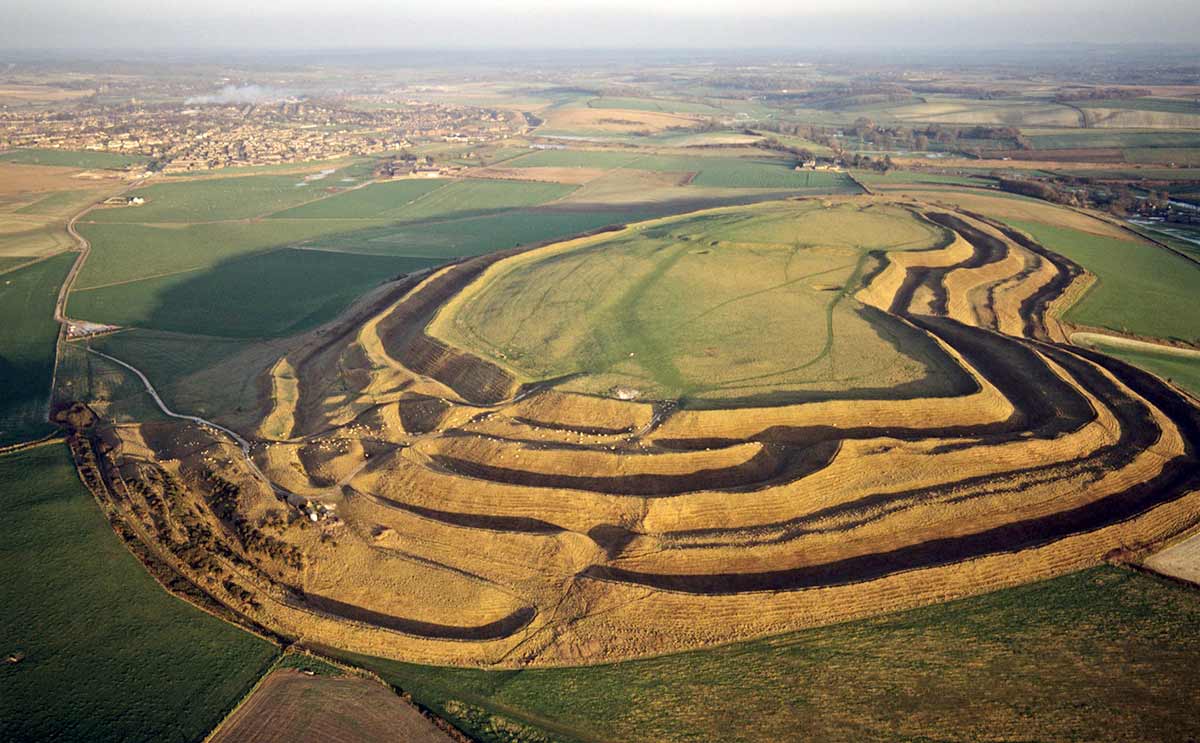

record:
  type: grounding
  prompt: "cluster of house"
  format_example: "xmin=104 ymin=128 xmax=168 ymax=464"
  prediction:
xmin=1 ymin=100 xmax=523 ymax=173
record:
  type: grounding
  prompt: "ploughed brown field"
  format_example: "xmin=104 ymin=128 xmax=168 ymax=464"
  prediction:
xmin=72 ymin=195 xmax=1200 ymax=668
xmin=209 ymin=668 xmax=452 ymax=743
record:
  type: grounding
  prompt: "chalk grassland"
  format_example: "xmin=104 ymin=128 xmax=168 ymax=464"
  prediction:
xmin=0 ymin=444 xmax=278 ymax=743
xmin=209 ymin=667 xmax=452 ymax=743
xmin=0 ymin=148 xmax=147 ymax=170
xmin=0 ymin=254 xmax=74 ymax=446
xmin=335 ymin=567 xmax=1200 ymax=743
xmin=430 ymin=201 xmax=952 ymax=401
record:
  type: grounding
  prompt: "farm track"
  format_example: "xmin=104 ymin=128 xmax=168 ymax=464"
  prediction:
xmin=86 ymin=196 xmax=1200 ymax=666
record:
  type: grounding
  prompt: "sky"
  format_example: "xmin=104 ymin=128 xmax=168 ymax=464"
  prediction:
xmin=5 ymin=0 xmax=1200 ymax=50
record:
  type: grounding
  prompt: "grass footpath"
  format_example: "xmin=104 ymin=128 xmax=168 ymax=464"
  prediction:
xmin=0 ymin=443 xmax=279 ymax=743
xmin=335 ymin=567 xmax=1200 ymax=743
xmin=0 ymin=253 xmax=75 ymax=447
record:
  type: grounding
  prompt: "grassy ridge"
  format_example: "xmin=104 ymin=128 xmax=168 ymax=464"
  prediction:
xmin=433 ymin=201 xmax=947 ymax=401
xmin=0 ymin=253 xmax=74 ymax=446
xmin=1006 ymin=219 xmax=1200 ymax=343
xmin=338 ymin=567 xmax=1200 ymax=743
xmin=0 ymin=443 xmax=278 ymax=743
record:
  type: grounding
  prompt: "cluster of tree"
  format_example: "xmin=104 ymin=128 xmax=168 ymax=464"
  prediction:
xmin=906 ymin=84 xmax=1015 ymax=100
xmin=1053 ymin=87 xmax=1151 ymax=102
xmin=844 ymin=153 xmax=896 ymax=172
xmin=755 ymin=136 xmax=816 ymax=163
xmin=996 ymin=177 xmax=1078 ymax=206
xmin=205 ymin=471 xmax=304 ymax=570
xmin=375 ymin=152 xmax=434 ymax=177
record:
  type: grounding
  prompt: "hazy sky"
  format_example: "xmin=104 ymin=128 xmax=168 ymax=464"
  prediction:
xmin=6 ymin=0 xmax=1200 ymax=49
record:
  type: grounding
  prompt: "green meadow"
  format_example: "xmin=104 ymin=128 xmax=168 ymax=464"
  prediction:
xmin=70 ymin=248 xmax=433 ymax=337
xmin=0 ymin=253 xmax=74 ymax=446
xmin=0 ymin=443 xmax=278 ymax=743
xmin=336 ymin=567 xmax=1200 ymax=743
xmin=0 ymin=148 xmax=148 ymax=170
xmin=1005 ymin=220 xmax=1200 ymax=343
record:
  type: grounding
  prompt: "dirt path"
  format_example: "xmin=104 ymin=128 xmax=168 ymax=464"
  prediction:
xmin=85 ymin=347 xmax=293 ymax=500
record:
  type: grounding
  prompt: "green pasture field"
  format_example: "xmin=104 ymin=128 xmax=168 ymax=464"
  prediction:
xmin=0 ymin=443 xmax=278 ymax=743
xmin=1006 ymin=219 xmax=1200 ymax=343
xmin=430 ymin=200 xmax=950 ymax=402
xmin=1026 ymin=130 xmax=1200 ymax=150
xmin=0 ymin=253 xmax=74 ymax=446
xmin=371 ymin=179 xmax=575 ymax=222
xmin=503 ymin=149 xmax=644 ymax=169
xmin=89 ymin=329 xmax=282 ymax=423
xmin=54 ymin=343 xmax=170 ymax=425
xmin=1076 ymin=337 xmax=1200 ymax=399
xmin=585 ymin=96 xmax=724 ymax=114
xmin=504 ymin=150 xmax=860 ymax=190
xmin=336 ymin=567 xmax=1200 ymax=743
xmin=0 ymin=256 xmax=31 ymax=272
xmin=14 ymin=189 xmax=101 ymax=216
xmin=267 ymin=178 xmax=448 ymax=219
xmin=1066 ymin=168 xmax=1200 ymax=181
xmin=307 ymin=207 xmax=667 ymax=259
xmin=70 ymin=247 xmax=433 ymax=337
xmin=1127 ymin=221 xmax=1200 ymax=261
xmin=73 ymin=218 xmax=386 ymax=289
xmin=1076 ymin=97 xmax=1200 ymax=114
xmin=1123 ymin=148 xmax=1200 ymax=166
xmin=0 ymin=148 xmax=148 ymax=170
xmin=853 ymin=169 xmax=987 ymax=187
xmin=688 ymin=160 xmax=856 ymax=189
xmin=86 ymin=172 xmax=357 ymax=224
xmin=269 ymin=178 xmax=575 ymax=222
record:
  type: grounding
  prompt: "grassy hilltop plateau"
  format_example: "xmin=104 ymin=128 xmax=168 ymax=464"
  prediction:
xmin=3 ymin=49 xmax=1200 ymax=742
